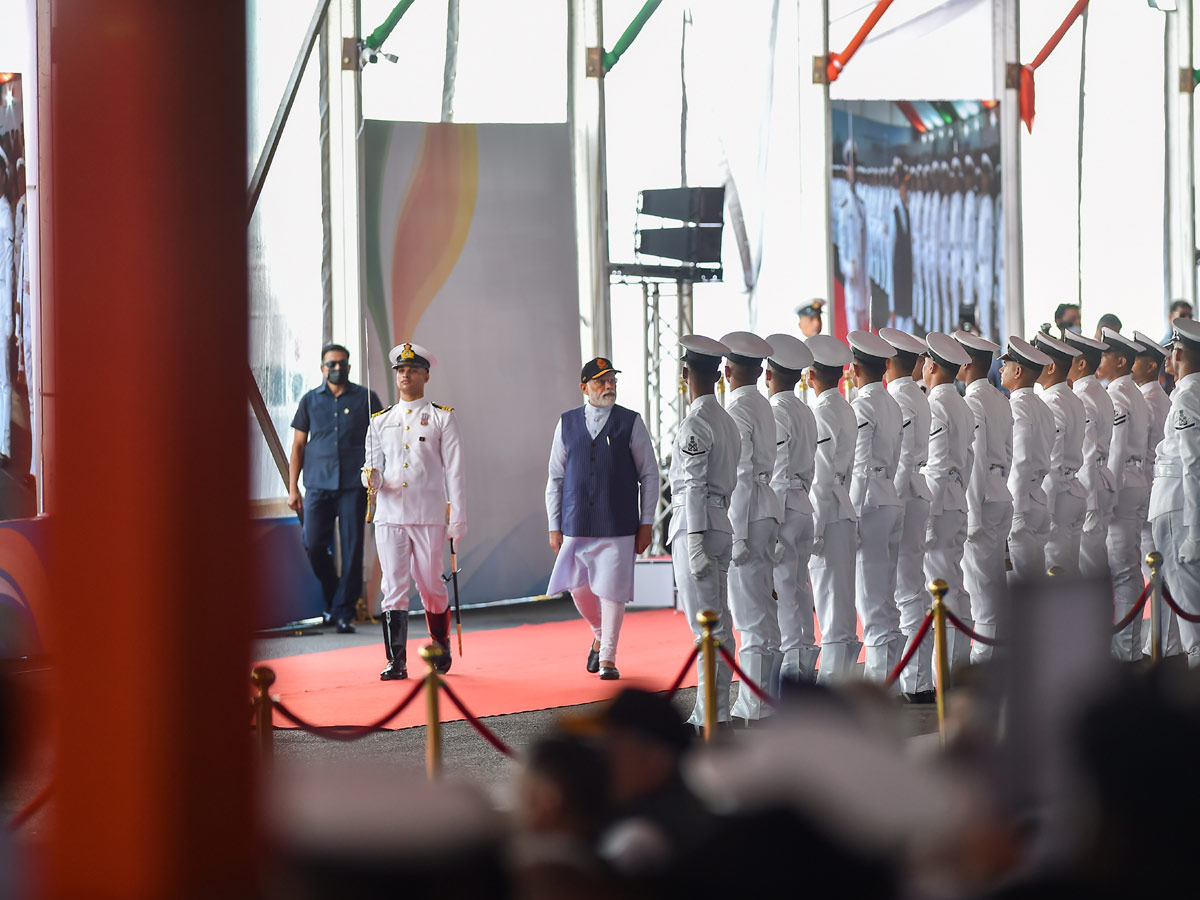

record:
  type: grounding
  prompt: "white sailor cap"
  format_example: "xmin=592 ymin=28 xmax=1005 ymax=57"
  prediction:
xmin=1033 ymin=331 xmax=1081 ymax=361
xmin=1170 ymin=318 xmax=1200 ymax=348
xmin=389 ymin=341 xmax=436 ymax=369
xmin=765 ymin=333 xmax=815 ymax=374
xmin=925 ymin=332 xmax=970 ymax=370
xmin=806 ymin=334 xmax=852 ymax=369
xmin=793 ymin=297 xmax=825 ymax=318
xmin=720 ymin=331 xmax=774 ymax=366
xmin=979 ymin=152 xmax=993 ymax=172
xmin=1132 ymin=330 xmax=1168 ymax=359
xmin=878 ymin=327 xmax=927 ymax=356
xmin=680 ymin=334 xmax=730 ymax=371
xmin=1101 ymin=328 xmax=1145 ymax=356
xmin=953 ymin=330 xmax=1001 ymax=359
xmin=1063 ymin=331 xmax=1110 ymax=355
xmin=842 ymin=139 xmax=859 ymax=164
xmin=1002 ymin=335 xmax=1052 ymax=369
xmin=847 ymin=330 xmax=896 ymax=363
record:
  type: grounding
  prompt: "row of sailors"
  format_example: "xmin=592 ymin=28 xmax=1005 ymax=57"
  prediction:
xmin=832 ymin=152 xmax=1003 ymax=340
xmin=668 ymin=321 xmax=1200 ymax=726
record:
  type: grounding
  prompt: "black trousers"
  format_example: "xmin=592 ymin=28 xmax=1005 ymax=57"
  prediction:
xmin=302 ymin=486 xmax=368 ymax=622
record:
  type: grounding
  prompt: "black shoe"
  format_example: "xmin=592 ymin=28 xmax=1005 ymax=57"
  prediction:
xmin=379 ymin=611 xmax=408 ymax=680
xmin=322 ymin=610 xmax=333 ymax=625
xmin=586 ymin=645 xmax=600 ymax=673
xmin=380 ymin=659 xmax=408 ymax=680
xmin=599 ymin=666 xmax=620 ymax=681
xmin=335 ymin=619 xmax=356 ymax=634
xmin=903 ymin=690 xmax=937 ymax=705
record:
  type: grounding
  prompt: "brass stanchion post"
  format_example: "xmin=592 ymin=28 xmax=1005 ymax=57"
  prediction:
xmin=251 ymin=666 xmax=276 ymax=762
xmin=1047 ymin=565 xmax=1064 ymax=578
xmin=421 ymin=645 xmax=443 ymax=780
xmin=1148 ymin=551 xmax=1164 ymax=664
xmin=697 ymin=609 xmax=719 ymax=743
xmin=929 ymin=580 xmax=949 ymax=749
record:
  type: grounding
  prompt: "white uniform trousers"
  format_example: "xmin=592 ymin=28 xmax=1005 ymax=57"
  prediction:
xmin=1151 ymin=512 xmax=1200 ymax=667
xmin=1009 ymin=507 xmax=1051 ymax=585
xmin=810 ymin=519 xmax=860 ymax=681
xmin=896 ymin=496 xmax=932 ymax=693
xmin=774 ymin=508 xmax=818 ymax=681
xmin=1108 ymin=488 xmax=1149 ymax=661
xmin=671 ymin=531 xmax=735 ymax=724
xmin=729 ymin=518 xmax=781 ymax=720
xmin=963 ymin=501 xmax=1014 ymax=662
xmin=856 ymin=505 xmax=903 ymax=680
xmin=1046 ymin=489 xmax=1086 ymax=577
xmin=376 ymin=524 xmax=448 ymax=613
xmin=925 ymin=509 xmax=971 ymax=672
xmin=1080 ymin=511 xmax=1111 ymax=580
xmin=1142 ymin=522 xmax=1182 ymax=657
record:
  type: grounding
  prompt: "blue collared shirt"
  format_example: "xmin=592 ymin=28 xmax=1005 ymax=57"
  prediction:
xmin=291 ymin=381 xmax=384 ymax=490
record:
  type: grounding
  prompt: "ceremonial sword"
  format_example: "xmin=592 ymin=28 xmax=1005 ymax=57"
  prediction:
xmin=449 ymin=539 xmax=464 ymax=656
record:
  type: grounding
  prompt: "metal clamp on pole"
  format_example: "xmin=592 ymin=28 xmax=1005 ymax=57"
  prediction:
xmin=1147 ymin=551 xmax=1164 ymax=664
xmin=929 ymin=580 xmax=949 ymax=749
xmin=251 ymin=666 xmax=277 ymax=762
xmin=421 ymin=645 xmax=443 ymax=780
xmin=697 ymin=609 xmax=719 ymax=743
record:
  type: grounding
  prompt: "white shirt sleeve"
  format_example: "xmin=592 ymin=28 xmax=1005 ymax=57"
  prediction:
xmin=629 ymin=414 xmax=660 ymax=526
xmin=545 ymin=418 xmax=566 ymax=531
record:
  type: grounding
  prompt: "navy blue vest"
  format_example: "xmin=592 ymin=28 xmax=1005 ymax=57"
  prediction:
xmin=561 ymin=404 xmax=641 ymax=537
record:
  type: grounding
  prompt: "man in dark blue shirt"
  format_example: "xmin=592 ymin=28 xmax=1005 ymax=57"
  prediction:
xmin=288 ymin=343 xmax=383 ymax=631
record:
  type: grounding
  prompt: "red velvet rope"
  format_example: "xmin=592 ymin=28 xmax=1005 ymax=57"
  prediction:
xmin=885 ymin=611 xmax=933 ymax=686
xmin=942 ymin=608 xmax=1002 ymax=646
xmin=9 ymin=781 xmax=52 ymax=830
xmin=716 ymin=645 xmax=774 ymax=706
xmin=438 ymin=680 xmax=516 ymax=758
xmin=1019 ymin=0 xmax=1090 ymax=133
xmin=1162 ymin=584 xmax=1200 ymax=624
xmin=826 ymin=0 xmax=896 ymax=84
xmin=666 ymin=645 xmax=701 ymax=698
xmin=1111 ymin=582 xmax=1153 ymax=634
xmin=271 ymin=680 xmax=424 ymax=741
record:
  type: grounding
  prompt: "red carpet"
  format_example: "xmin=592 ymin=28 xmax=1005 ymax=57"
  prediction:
xmin=256 ymin=608 xmax=706 ymax=730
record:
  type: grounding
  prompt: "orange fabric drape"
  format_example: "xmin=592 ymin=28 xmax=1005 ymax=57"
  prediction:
xmin=1020 ymin=0 xmax=1091 ymax=133
xmin=826 ymin=0 xmax=896 ymax=84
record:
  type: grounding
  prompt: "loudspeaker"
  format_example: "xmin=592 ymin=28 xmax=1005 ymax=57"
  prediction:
xmin=636 ymin=227 xmax=723 ymax=264
xmin=638 ymin=186 xmax=724 ymax=224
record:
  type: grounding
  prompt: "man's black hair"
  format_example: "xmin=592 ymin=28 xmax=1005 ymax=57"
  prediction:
xmin=1170 ymin=299 xmax=1192 ymax=315
xmin=1054 ymin=302 xmax=1080 ymax=325
xmin=321 ymin=343 xmax=350 ymax=360
xmin=851 ymin=350 xmax=887 ymax=382
xmin=1096 ymin=313 xmax=1123 ymax=333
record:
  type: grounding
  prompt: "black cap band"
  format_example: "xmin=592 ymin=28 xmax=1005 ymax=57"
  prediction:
xmin=727 ymin=353 xmax=763 ymax=367
xmin=767 ymin=359 xmax=804 ymax=377
xmin=684 ymin=351 xmax=722 ymax=373
xmin=393 ymin=354 xmax=430 ymax=369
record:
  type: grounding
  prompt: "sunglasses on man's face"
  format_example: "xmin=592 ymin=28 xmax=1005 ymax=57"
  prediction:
xmin=323 ymin=360 xmax=349 ymax=369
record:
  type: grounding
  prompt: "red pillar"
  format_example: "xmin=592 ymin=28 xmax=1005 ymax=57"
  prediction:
xmin=45 ymin=3 xmax=253 ymax=897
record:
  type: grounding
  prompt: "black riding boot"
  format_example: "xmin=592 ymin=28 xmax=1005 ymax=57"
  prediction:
xmin=379 ymin=610 xmax=409 ymax=681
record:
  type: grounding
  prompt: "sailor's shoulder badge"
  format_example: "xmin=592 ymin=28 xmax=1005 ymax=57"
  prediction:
xmin=1176 ymin=409 xmax=1194 ymax=430
xmin=681 ymin=434 xmax=705 ymax=456
xmin=432 ymin=402 xmax=454 ymax=412
xmin=371 ymin=404 xmax=393 ymax=418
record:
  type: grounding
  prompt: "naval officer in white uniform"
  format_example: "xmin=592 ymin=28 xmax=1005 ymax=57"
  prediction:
xmin=363 ymin=342 xmax=466 ymax=678
xmin=764 ymin=334 xmax=819 ymax=683
xmin=806 ymin=334 xmax=860 ymax=682
xmin=546 ymin=357 xmax=659 ymax=680
xmin=1066 ymin=331 xmax=1118 ymax=582
xmin=838 ymin=141 xmax=870 ymax=333
xmin=955 ymin=331 xmax=1013 ymax=660
xmin=668 ymin=336 xmax=741 ymax=725
xmin=721 ymin=331 xmax=785 ymax=721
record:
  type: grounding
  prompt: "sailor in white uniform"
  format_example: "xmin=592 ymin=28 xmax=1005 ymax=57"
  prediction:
xmin=546 ymin=357 xmax=660 ymax=680
xmin=806 ymin=334 xmax=860 ymax=682
xmin=960 ymin=158 xmax=978 ymax=324
xmin=1149 ymin=319 xmax=1200 ymax=667
xmin=838 ymin=141 xmax=870 ymax=333
xmin=764 ymin=334 xmax=819 ymax=682
xmin=1133 ymin=332 xmax=1182 ymax=657
xmin=974 ymin=157 xmax=996 ymax=339
xmin=1101 ymin=329 xmax=1153 ymax=661
xmin=1066 ymin=331 xmax=1118 ymax=581
xmin=1033 ymin=332 xmax=1088 ymax=576
xmin=363 ymin=342 xmax=466 ymax=677
xmin=922 ymin=333 xmax=975 ymax=670
xmin=721 ymin=332 xmax=785 ymax=721
xmin=668 ymin=336 xmax=741 ymax=725
xmin=955 ymin=331 xmax=1013 ymax=660
xmin=846 ymin=331 xmax=905 ymax=681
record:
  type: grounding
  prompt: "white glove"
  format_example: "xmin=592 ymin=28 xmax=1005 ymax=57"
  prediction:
xmin=770 ymin=540 xmax=785 ymax=565
xmin=687 ymin=533 xmax=711 ymax=579
xmin=812 ymin=534 xmax=825 ymax=557
xmin=1180 ymin=538 xmax=1200 ymax=565
xmin=361 ymin=467 xmax=382 ymax=492
xmin=731 ymin=539 xmax=750 ymax=566
xmin=447 ymin=522 xmax=467 ymax=542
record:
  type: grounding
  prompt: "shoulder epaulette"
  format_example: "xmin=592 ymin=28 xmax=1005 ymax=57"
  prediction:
xmin=372 ymin=405 xmax=393 ymax=418
xmin=433 ymin=402 xmax=453 ymax=411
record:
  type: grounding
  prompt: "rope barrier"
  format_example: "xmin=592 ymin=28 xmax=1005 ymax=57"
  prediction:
xmin=942 ymin=609 xmax=1001 ymax=646
xmin=1162 ymin=584 xmax=1200 ymax=624
xmin=438 ymin=680 xmax=516 ymax=758
xmin=8 ymin=781 xmax=52 ymax=830
xmin=666 ymin=645 xmax=700 ymax=697
xmin=716 ymin=645 xmax=774 ymax=706
xmin=271 ymin=680 xmax=424 ymax=741
xmin=1111 ymin=582 xmax=1153 ymax=634
xmin=885 ymin=611 xmax=933 ymax=686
